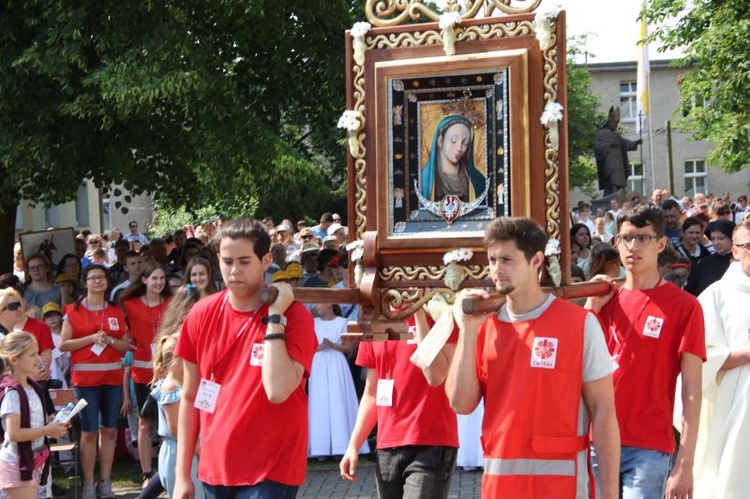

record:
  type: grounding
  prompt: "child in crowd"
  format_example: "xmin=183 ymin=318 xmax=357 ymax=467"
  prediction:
xmin=307 ymin=303 xmax=365 ymax=459
xmin=0 ymin=332 xmax=68 ymax=499
xmin=151 ymin=335 xmax=202 ymax=498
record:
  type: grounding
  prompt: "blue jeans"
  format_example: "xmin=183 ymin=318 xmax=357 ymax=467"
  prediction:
xmin=74 ymin=384 xmax=123 ymax=432
xmin=202 ymin=481 xmax=298 ymax=499
xmin=375 ymin=445 xmax=457 ymax=499
xmin=592 ymin=446 xmax=670 ymax=499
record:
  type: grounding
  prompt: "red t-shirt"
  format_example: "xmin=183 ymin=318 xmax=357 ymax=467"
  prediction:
xmin=64 ymin=303 xmax=126 ymax=387
xmin=355 ymin=317 xmax=458 ymax=449
xmin=20 ymin=318 xmax=54 ymax=353
xmin=176 ymin=291 xmax=316 ymax=486
xmin=124 ymin=297 xmax=170 ymax=384
xmin=597 ymin=282 xmax=706 ymax=454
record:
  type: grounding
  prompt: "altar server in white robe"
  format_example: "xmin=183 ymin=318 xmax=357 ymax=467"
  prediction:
xmin=694 ymin=220 xmax=750 ymax=499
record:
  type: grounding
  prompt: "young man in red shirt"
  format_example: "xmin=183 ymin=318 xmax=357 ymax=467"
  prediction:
xmin=586 ymin=203 xmax=706 ymax=499
xmin=174 ymin=218 xmax=317 ymax=498
xmin=447 ymin=217 xmax=620 ymax=498
xmin=339 ymin=310 xmax=459 ymax=498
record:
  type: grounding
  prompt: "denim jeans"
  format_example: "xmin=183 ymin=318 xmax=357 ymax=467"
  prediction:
xmin=202 ymin=481 xmax=298 ymax=499
xmin=592 ymin=445 xmax=670 ymax=499
xmin=375 ymin=445 xmax=457 ymax=499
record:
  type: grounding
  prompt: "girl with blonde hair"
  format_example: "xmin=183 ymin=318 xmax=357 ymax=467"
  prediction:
xmin=0 ymin=332 xmax=68 ymax=499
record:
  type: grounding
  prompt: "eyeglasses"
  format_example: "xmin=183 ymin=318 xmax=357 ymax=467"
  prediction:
xmin=734 ymin=242 xmax=750 ymax=252
xmin=1 ymin=302 xmax=22 ymax=312
xmin=86 ymin=276 xmax=107 ymax=282
xmin=301 ymin=235 xmax=314 ymax=240
xmin=617 ymin=234 xmax=659 ymax=247
xmin=333 ymin=218 xmax=341 ymax=222
xmin=28 ymin=265 xmax=45 ymax=271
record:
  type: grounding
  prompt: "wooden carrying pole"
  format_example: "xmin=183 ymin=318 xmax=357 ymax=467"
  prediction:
xmin=461 ymin=278 xmax=624 ymax=315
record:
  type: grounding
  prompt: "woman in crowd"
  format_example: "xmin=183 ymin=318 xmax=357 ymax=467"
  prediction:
xmin=593 ymin=217 xmax=613 ymax=244
xmin=55 ymin=254 xmax=82 ymax=287
xmin=0 ymin=332 xmax=69 ymax=499
xmin=12 ymin=243 xmax=24 ymax=283
xmin=23 ymin=255 xmax=61 ymax=309
xmin=183 ymin=258 xmax=217 ymax=298
xmin=675 ymin=217 xmax=712 ymax=268
xmin=0 ymin=288 xmax=24 ymax=338
xmin=570 ymin=223 xmax=593 ymax=274
xmin=119 ymin=262 xmax=171 ymax=487
xmin=59 ymin=265 xmax=129 ymax=499
xmin=175 ymin=243 xmax=202 ymax=279
xmin=587 ymin=242 xmax=622 ymax=279
xmin=684 ymin=219 xmax=736 ymax=296
xmin=308 ymin=303 xmax=366 ymax=459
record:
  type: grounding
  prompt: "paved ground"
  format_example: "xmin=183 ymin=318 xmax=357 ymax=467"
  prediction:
xmin=105 ymin=463 xmax=483 ymax=498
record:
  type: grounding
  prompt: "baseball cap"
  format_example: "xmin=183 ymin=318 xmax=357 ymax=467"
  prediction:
xmin=300 ymin=242 xmax=321 ymax=255
xmin=54 ymin=273 xmax=76 ymax=285
xmin=327 ymin=223 xmax=345 ymax=236
xmin=42 ymin=302 xmax=62 ymax=316
xmin=276 ymin=224 xmax=291 ymax=233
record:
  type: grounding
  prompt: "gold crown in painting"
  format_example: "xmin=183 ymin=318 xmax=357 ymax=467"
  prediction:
xmin=440 ymin=89 xmax=485 ymax=129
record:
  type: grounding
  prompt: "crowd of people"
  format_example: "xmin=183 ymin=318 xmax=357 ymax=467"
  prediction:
xmin=0 ymin=189 xmax=747 ymax=499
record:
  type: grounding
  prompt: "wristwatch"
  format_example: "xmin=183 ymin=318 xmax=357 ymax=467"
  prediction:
xmin=263 ymin=314 xmax=288 ymax=328
xmin=108 ymin=337 xmax=115 ymax=345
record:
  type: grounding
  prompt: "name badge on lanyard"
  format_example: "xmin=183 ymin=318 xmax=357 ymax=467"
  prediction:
xmin=376 ymin=379 xmax=394 ymax=407
xmin=194 ymin=378 xmax=221 ymax=414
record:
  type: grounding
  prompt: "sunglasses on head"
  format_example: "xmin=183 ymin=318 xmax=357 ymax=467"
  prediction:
xmin=2 ymin=302 xmax=22 ymax=312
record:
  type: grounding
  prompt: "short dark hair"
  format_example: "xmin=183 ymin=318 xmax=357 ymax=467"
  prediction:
xmin=215 ymin=218 xmax=270 ymax=259
xmin=114 ymin=239 xmax=130 ymax=250
xmin=657 ymin=244 xmax=680 ymax=267
xmin=617 ymin=202 xmax=665 ymax=237
xmin=570 ymin=265 xmax=586 ymax=281
xmin=660 ymin=199 xmax=680 ymax=212
xmin=124 ymin=251 xmax=140 ymax=263
xmin=681 ymin=216 xmax=703 ymax=233
xmin=484 ymin=217 xmax=547 ymax=261
xmin=320 ymin=212 xmax=334 ymax=224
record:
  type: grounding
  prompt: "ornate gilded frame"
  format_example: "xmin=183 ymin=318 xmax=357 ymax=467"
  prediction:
xmin=343 ymin=0 xmax=570 ymax=326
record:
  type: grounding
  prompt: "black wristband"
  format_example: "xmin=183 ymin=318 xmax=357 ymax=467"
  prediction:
xmin=263 ymin=332 xmax=288 ymax=341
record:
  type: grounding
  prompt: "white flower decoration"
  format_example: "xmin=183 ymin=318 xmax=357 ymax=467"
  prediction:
xmin=350 ymin=22 xmax=372 ymax=39
xmin=544 ymin=239 xmax=561 ymax=257
xmin=533 ymin=2 xmax=561 ymax=50
xmin=439 ymin=11 xmax=461 ymax=30
xmin=346 ymin=240 xmax=365 ymax=262
xmin=443 ymin=248 xmax=473 ymax=265
xmin=535 ymin=2 xmax=561 ymax=22
xmin=540 ymin=101 xmax=564 ymax=126
xmin=337 ymin=110 xmax=362 ymax=132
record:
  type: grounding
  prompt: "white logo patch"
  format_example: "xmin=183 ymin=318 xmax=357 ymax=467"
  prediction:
xmin=643 ymin=316 xmax=664 ymax=339
xmin=108 ymin=317 xmax=120 ymax=331
xmin=249 ymin=343 xmax=264 ymax=366
xmin=530 ymin=337 xmax=558 ymax=369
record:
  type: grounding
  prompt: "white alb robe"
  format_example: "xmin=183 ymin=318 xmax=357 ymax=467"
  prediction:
xmin=694 ymin=262 xmax=750 ymax=499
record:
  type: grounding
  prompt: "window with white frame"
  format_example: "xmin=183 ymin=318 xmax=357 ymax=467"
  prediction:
xmin=628 ymin=162 xmax=645 ymax=195
xmin=684 ymin=159 xmax=707 ymax=198
xmin=619 ymin=81 xmax=638 ymax=123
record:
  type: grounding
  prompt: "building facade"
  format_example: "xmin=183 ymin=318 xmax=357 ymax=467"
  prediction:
xmin=586 ymin=59 xmax=750 ymax=201
xmin=15 ymin=180 xmax=153 ymax=237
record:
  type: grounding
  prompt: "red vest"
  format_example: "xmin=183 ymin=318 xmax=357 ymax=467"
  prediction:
xmin=124 ymin=298 xmax=168 ymax=384
xmin=478 ymin=298 xmax=593 ymax=498
xmin=64 ymin=303 xmax=125 ymax=387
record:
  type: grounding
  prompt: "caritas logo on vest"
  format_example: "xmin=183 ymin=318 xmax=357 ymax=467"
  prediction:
xmin=530 ymin=337 xmax=558 ymax=369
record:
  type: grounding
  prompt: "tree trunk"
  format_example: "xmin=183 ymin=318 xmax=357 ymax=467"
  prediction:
xmin=0 ymin=204 xmax=18 ymax=275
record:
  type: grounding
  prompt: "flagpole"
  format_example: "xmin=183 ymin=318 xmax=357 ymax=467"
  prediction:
xmin=647 ymin=71 xmax=656 ymax=192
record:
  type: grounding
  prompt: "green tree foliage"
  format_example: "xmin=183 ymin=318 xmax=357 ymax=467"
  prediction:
xmin=0 ymin=0 xmax=355 ymax=271
xmin=566 ymin=38 xmax=605 ymax=193
xmin=645 ymin=0 xmax=750 ymax=172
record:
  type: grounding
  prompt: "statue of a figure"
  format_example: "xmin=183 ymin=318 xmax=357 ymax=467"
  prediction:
xmin=594 ymin=106 xmax=642 ymax=196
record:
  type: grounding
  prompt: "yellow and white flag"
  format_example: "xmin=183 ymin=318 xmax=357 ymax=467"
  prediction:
xmin=636 ymin=0 xmax=650 ymax=133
